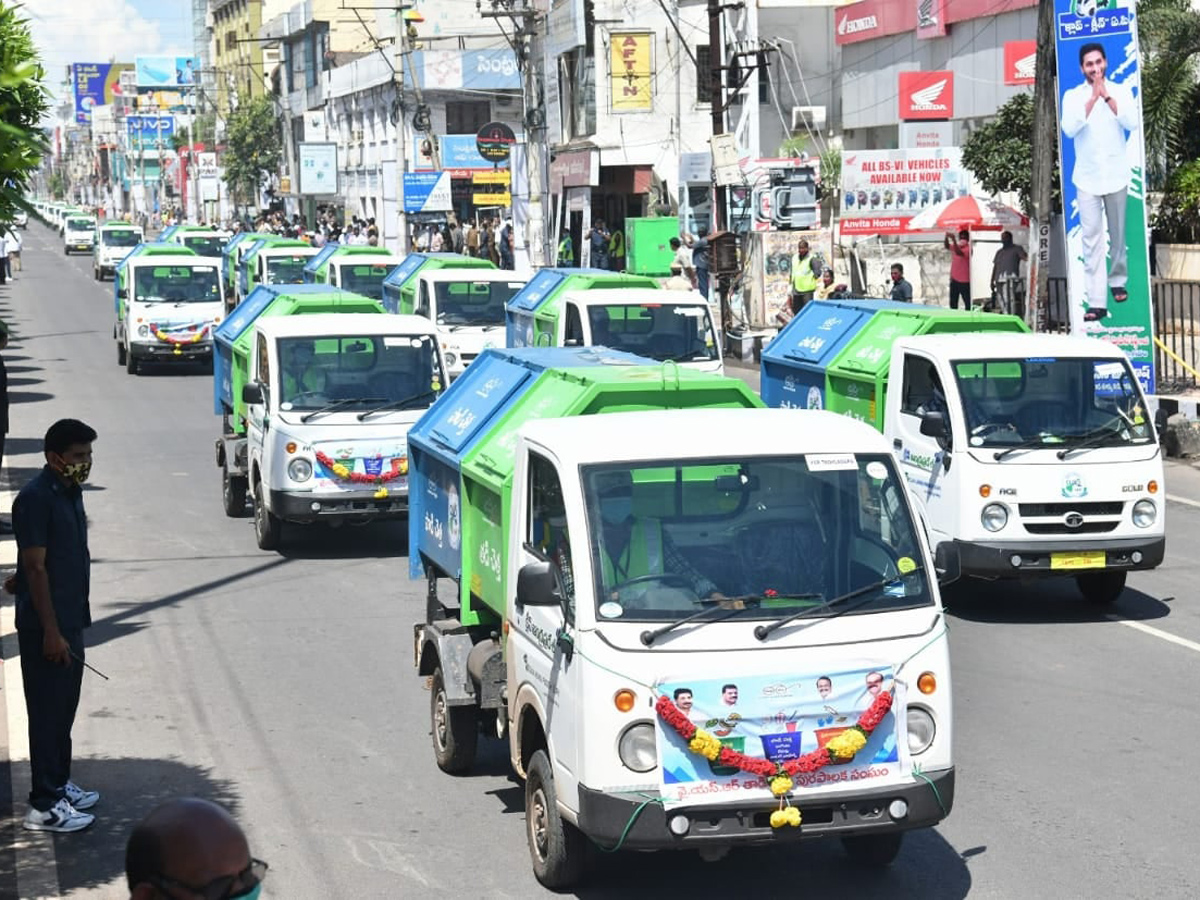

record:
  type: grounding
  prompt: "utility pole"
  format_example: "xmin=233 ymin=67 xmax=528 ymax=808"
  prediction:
xmin=1028 ymin=0 xmax=1057 ymax=333
xmin=708 ymin=0 xmax=726 ymax=237
xmin=395 ymin=9 xmax=410 ymax=252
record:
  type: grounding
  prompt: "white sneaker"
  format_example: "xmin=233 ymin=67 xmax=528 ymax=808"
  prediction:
xmin=63 ymin=780 xmax=100 ymax=811
xmin=23 ymin=798 xmax=94 ymax=833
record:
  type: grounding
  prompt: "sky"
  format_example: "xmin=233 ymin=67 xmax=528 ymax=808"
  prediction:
xmin=22 ymin=0 xmax=194 ymax=121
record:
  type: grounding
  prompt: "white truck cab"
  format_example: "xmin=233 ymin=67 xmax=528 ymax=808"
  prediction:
xmin=887 ymin=332 xmax=1165 ymax=603
xmin=559 ymin=288 xmax=723 ymax=373
xmin=116 ymin=254 xmax=225 ymax=375
xmin=63 ymin=214 xmax=97 ymax=254
xmin=239 ymin=313 xmax=447 ymax=549
xmin=413 ymin=269 xmax=527 ymax=376
xmin=93 ymin=225 xmax=144 ymax=280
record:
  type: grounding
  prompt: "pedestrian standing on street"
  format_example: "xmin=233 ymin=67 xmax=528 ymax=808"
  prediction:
xmin=990 ymin=230 xmax=1029 ymax=310
xmin=449 ymin=218 xmax=464 ymax=255
xmin=466 ymin=221 xmax=480 ymax=258
xmin=684 ymin=228 xmax=711 ymax=300
xmin=0 ymin=225 xmax=10 ymax=284
xmin=608 ymin=226 xmax=625 ymax=272
xmin=482 ymin=220 xmax=496 ymax=265
xmin=944 ymin=229 xmax=972 ymax=310
xmin=126 ymin=797 xmax=268 ymax=900
xmin=11 ymin=418 xmax=100 ymax=834
xmin=588 ymin=219 xmax=610 ymax=270
xmin=499 ymin=218 xmax=515 ymax=270
xmin=789 ymin=239 xmax=822 ymax=314
xmin=4 ymin=223 xmax=21 ymax=276
xmin=889 ymin=263 xmax=914 ymax=302
xmin=669 ymin=237 xmax=696 ymax=288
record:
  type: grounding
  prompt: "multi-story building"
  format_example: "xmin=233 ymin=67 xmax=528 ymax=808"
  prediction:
xmin=211 ymin=0 xmax=268 ymax=118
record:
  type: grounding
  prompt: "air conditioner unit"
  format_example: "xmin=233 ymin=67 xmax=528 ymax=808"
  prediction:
xmin=791 ymin=105 xmax=827 ymax=133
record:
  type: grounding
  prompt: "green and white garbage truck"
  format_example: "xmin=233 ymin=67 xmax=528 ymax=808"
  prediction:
xmin=93 ymin=222 xmax=143 ymax=281
xmin=303 ymin=244 xmax=401 ymax=297
xmin=380 ymin=252 xmax=496 ymax=315
xmin=761 ymin=299 xmax=1164 ymax=603
xmin=236 ymin=238 xmax=318 ymax=305
xmin=213 ymin=284 xmax=447 ymax=550
xmin=409 ymin=347 xmax=956 ymax=887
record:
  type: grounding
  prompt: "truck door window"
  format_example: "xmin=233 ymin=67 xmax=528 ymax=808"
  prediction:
xmin=527 ymin=452 xmax=574 ymax=618
xmin=900 ymin=355 xmax=940 ymax=416
xmin=416 ymin=282 xmax=430 ymax=318
xmin=256 ymin=333 xmax=270 ymax=390
xmin=564 ymin=303 xmax=584 ymax=345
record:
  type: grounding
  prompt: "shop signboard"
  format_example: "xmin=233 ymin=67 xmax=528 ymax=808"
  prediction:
xmin=915 ymin=0 xmax=947 ymax=39
xmin=1005 ymin=40 xmax=1037 ymax=85
xmin=899 ymin=121 xmax=952 ymax=149
xmin=898 ymin=71 xmax=954 ymax=120
xmin=610 ymin=33 xmax=653 ymax=111
xmin=434 ymin=135 xmax=511 ymax=177
xmin=838 ymin=147 xmax=972 ymax=236
xmin=473 ymin=170 xmax=512 ymax=186
xmin=1053 ymin=0 xmax=1155 ymax=391
xmin=412 ymin=50 xmax=522 ymax=91
xmin=476 ymin=121 xmax=517 ymax=163
xmin=403 ymin=172 xmax=453 ymax=213
xmin=473 ymin=191 xmax=512 ymax=207
xmin=550 ymin=147 xmax=596 ymax=192
xmin=71 ymin=62 xmax=131 ymax=124
xmin=298 ymin=142 xmax=339 ymax=195
xmin=835 ymin=0 xmax=1037 ymax=46
xmin=125 ymin=114 xmax=175 ymax=151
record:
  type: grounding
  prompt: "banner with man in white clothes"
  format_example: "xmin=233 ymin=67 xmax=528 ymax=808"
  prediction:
xmin=1055 ymin=0 xmax=1156 ymax=394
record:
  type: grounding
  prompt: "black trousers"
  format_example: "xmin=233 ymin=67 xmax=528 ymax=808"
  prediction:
xmin=949 ymin=279 xmax=971 ymax=310
xmin=19 ymin=628 xmax=85 ymax=811
xmin=791 ymin=290 xmax=815 ymax=314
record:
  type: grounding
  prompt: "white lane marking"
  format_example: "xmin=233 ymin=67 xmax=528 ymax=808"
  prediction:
xmin=1106 ymin=615 xmax=1200 ymax=655
xmin=1166 ymin=493 xmax=1200 ymax=510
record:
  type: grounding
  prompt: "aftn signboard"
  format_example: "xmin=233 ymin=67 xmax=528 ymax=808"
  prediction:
xmin=898 ymin=71 xmax=954 ymax=120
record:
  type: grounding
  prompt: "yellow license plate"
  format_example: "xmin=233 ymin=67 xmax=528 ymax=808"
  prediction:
xmin=1050 ymin=551 xmax=1106 ymax=571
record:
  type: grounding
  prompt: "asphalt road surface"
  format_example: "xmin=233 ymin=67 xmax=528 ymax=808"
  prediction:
xmin=1 ymin=223 xmax=1198 ymax=898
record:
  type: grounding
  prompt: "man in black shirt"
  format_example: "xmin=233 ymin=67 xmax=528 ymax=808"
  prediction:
xmin=11 ymin=418 xmax=100 ymax=833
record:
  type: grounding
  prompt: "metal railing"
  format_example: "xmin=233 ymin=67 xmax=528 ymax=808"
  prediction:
xmin=1153 ymin=280 xmax=1200 ymax=392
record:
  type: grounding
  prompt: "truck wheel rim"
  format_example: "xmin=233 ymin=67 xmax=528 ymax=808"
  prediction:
xmin=530 ymin=785 xmax=549 ymax=859
xmin=433 ymin=691 xmax=448 ymax=750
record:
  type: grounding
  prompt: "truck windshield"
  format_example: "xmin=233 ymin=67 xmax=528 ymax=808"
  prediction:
xmin=276 ymin=333 xmax=444 ymax=411
xmin=103 ymin=230 xmax=141 ymax=247
xmin=952 ymin=357 xmax=1154 ymax=449
xmin=182 ymin=236 xmax=226 ymax=256
xmin=586 ymin=304 xmax=718 ymax=363
xmin=66 ymin=218 xmax=95 ymax=231
xmin=434 ymin=280 xmax=521 ymax=326
xmin=133 ymin=265 xmax=222 ymax=303
xmin=266 ymin=256 xmax=309 ymax=284
xmin=580 ymin=454 xmax=931 ymax=622
xmin=339 ymin=264 xmax=393 ymax=296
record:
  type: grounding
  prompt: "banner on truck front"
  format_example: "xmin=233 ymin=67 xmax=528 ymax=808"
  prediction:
xmin=1054 ymin=0 xmax=1156 ymax=393
xmin=655 ymin=666 xmax=909 ymax=807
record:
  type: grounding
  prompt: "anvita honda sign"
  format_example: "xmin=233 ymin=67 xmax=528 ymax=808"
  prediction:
xmin=838 ymin=147 xmax=973 ymax=236
xmin=899 ymin=71 xmax=954 ymax=120
xmin=1005 ymin=40 xmax=1037 ymax=85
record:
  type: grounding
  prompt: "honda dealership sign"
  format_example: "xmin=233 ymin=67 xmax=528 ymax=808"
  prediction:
xmin=1004 ymin=40 xmax=1036 ymax=85
xmin=898 ymin=71 xmax=954 ymax=120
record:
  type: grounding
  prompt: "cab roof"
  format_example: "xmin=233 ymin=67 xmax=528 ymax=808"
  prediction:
xmin=420 ymin=269 xmax=528 ymax=284
xmin=522 ymin=407 xmax=891 ymax=466
xmin=256 ymin=312 xmax=437 ymax=338
xmin=905 ymin=332 xmax=1134 ymax=360
xmin=559 ymin=287 xmax=706 ymax=306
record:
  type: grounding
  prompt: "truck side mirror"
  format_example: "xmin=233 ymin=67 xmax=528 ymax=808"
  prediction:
xmin=934 ymin=542 xmax=961 ymax=586
xmin=919 ymin=410 xmax=947 ymax=438
xmin=516 ymin=560 xmax=561 ymax=608
xmin=242 ymin=382 xmax=264 ymax=405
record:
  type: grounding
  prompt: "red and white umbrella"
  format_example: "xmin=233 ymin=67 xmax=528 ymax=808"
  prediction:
xmin=907 ymin=194 xmax=1028 ymax=232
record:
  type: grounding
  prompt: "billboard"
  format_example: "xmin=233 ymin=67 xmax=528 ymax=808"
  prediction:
xmin=839 ymin=147 xmax=973 ymax=235
xmin=611 ymin=33 xmax=653 ymax=111
xmin=298 ymin=143 xmax=339 ymax=195
xmin=71 ymin=63 xmax=131 ymax=124
xmin=136 ymin=56 xmax=198 ymax=89
xmin=1054 ymin=0 xmax=1155 ymax=391
xmin=435 ymin=135 xmax=510 ymax=177
xmin=411 ymin=50 xmax=521 ymax=91
xmin=125 ymin=114 xmax=175 ymax=151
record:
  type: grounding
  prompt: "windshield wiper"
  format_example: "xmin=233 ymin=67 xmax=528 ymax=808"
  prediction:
xmin=993 ymin=435 xmax=1053 ymax=461
xmin=640 ymin=595 xmax=778 ymax=646
xmin=753 ymin=569 xmax=923 ymax=641
xmin=301 ymin=397 xmax=384 ymax=423
xmin=1056 ymin=416 xmax=1126 ymax=459
xmin=357 ymin=390 xmax=437 ymax=420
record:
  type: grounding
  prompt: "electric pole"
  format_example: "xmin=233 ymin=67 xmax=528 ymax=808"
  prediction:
xmin=1029 ymin=0 xmax=1057 ymax=332
xmin=708 ymin=0 xmax=726 ymax=237
xmin=395 ymin=9 xmax=411 ymax=253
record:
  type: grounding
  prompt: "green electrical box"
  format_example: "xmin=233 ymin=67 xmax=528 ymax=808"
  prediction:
xmin=624 ymin=216 xmax=680 ymax=276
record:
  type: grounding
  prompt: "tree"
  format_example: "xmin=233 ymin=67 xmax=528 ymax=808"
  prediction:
xmin=961 ymin=93 xmax=1061 ymax=216
xmin=0 ymin=3 xmax=50 ymax=223
xmin=1138 ymin=0 xmax=1200 ymax=188
xmin=169 ymin=112 xmax=217 ymax=152
xmin=221 ymin=95 xmax=282 ymax=210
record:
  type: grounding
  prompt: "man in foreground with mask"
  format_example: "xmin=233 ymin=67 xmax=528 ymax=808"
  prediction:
xmin=594 ymin=471 xmax=722 ymax=603
xmin=126 ymin=797 xmax=268 ymax=899
xmin=11 ymin=418 xmax=99 ymax=833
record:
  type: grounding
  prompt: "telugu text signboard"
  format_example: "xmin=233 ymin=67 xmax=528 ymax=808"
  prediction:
xmin=71 ymin=62 xmax=130 ymax=124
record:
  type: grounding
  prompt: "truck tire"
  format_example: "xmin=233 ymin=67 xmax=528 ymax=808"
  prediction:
xmin=525 ymin=749 xmax=587 ymax=889
xmin=125 ymin=343 xmax=138 ymax=375
xmin=253 ymin=480 xmax=283 ymax=550
xmin=1076 ymin=570 xmax=1126 ymax=604
xmin=841 ymin=832 xmax=903 ymax=867
xmin=222 ymin=464 xmax=249 ymax=518
xmin=430 ymin=666 xmax=477 ymax=773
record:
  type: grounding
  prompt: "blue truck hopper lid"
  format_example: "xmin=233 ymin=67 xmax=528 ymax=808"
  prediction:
xmin=303 ymin=243 xmax=341 ymax=278
xmin=505 ymin=267 xmax=616 ymax=314
xmin=761 ymin=301 xmax=877 ymax=366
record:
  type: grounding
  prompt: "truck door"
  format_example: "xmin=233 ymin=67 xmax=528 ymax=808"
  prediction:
xmin=416 ymin=280 xmax=431 ymax=319
xmin=893 ymin=352 xmax=956 ymax=544
xmin=246 ymin=331 xmax=271 ymax=476
xmin=329 ymin=264 xmax=339 ymax=287
xmin=564 ymin=302 xmax=585 ymax=346
xmin=512 ymin=449 xmax=581 ymax=803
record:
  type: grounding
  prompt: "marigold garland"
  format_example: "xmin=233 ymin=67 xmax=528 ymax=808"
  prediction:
xmin=154 ymin=324 xmax=210 ymax=345
xmin=314 ymin=450 xmax=407 ymax=488
xmin=654 ymin=691 xmax=894 ymax=830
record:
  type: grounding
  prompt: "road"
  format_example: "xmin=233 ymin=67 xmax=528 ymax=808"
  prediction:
xmin=1 ymin=223 xmax=1198 ymax=898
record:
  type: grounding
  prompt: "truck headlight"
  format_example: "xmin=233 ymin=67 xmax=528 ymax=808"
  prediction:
xmin=981 ymin=502 xmax=1008 ymax=532
xmin=287 ymin=458 xmax=313 ymax=482
xmin=907 ymin=706 xmax=936 ymax=755
xmin=444 ymin=351 xmax=458 ymax=368
xmin=1132 ymin=499 xmax=1157 ymax=528
xmin=617 ymin=722 xmax=657 ymax=773
xmin=137 ymin=325 xmax=149 ymax=337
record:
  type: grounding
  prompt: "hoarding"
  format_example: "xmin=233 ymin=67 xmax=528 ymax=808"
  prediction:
xmin=71 ymin=63 xmax=131 ymax=124
xmin=436 ymin=135 xmax=510 ymax=177
xmin=298 ymin=142 xmax=338 ymax=195
xmin=1053 ymin=0 xmax=1155 ymax=391
xmin=412 ymin=50 xmax=522 ymax=91
xmin=838 ymin=147 xmax=972 ymax=235
xmin=610 ymin=33 xmax=653 ymax=111
xmin=136 ymin=56 xmax=198 ymax=89
xmin=403 ymin=172 xmax=453 ymax=213
xmin=125 ymin=115 xmax=175 ymax=151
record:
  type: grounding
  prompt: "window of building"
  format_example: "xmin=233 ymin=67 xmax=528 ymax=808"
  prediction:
xmin=445 ymin=100 xmax=491 ymax=135
xmin=696 ymin=45 xmax=712 ymax=105
xmin=225 ymin=30 xmax=237 ymax=52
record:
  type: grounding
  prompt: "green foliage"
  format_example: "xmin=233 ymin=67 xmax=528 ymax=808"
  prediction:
xmin=1139 ymin=0 xmax=1200 ymax=188
xmin=0 ymin=3 xmax=50 ymax=223
xmin=961 ymin=93 xmax=1060 ymax=216
xmin=169 ymin=113 xmax=217 ymax=152
xmin=778 ymin=134 xmax=809 ymax=158
xmin=1153 ymin=158 xmax=1200 ymax=243
xmin=221 ymin=95 xmax=282 ymax=207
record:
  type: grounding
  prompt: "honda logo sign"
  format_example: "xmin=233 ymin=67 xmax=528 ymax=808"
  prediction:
xmin=899 ymin=71 xmax=954 ymax=120
xmin=1004 ymin=40 xmax=1036 ymax=85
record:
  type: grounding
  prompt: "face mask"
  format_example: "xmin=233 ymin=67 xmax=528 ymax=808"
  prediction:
xmin=59 ymin=461 xmax=91 ymax=485
xmin=600 ymin=496 xmax=632 ymax=525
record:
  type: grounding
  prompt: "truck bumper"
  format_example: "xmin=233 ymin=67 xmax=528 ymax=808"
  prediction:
xmin=269 ymin=488 xmax=409 ymax=523
xmin=130 ymin=341 xmax=213 ymax=362
xmin=575 ymin=768 xmax=954 ymax=850
xmin=952 ymin=535 xmax=1165 ymax=578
